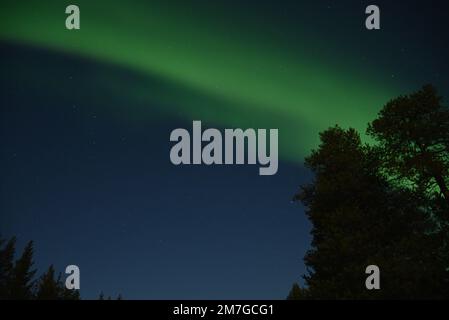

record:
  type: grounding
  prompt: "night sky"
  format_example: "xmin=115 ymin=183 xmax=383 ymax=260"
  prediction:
xmin=1 ymin=0 xmax=448 ymax=299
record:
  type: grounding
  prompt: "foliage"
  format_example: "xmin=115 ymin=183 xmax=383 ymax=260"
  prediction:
xmin=292 ymin=85 xmax=449 ymax=299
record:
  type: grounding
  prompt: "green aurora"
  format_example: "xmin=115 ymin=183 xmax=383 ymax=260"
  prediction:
xmin=0 ymin=0 xmax=399 ymax=162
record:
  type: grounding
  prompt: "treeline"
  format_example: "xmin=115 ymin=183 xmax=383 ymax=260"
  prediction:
xmin=288 ymin=85 xmax=449 ymax=299
xmin=98 ymin=292 xmax=123 ymax=300
xmin=0 ymin=236 xmax=79 ymax=300
xmin=0 ymin=236 xmax=124 ymax=300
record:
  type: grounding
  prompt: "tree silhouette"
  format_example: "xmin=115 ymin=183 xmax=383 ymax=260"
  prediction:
xmin=367 ymin=84 xmax=449 ymax=209
xmin=36 ymin=265 xmax=59 ymax=300
xmin=0 ymin=236 xmax=80 ymax=300
xmin=0 ymin=237 xmax=16 ymax=299
xmin=97 ymin=291 xmax=123 ymax=300
xmin=35 ymin=265 xmax=79 ymax=300
xmin=368 ymin=84 xmax=449 ymax=296
xmin=287 ymin=283 xmax=308 ymax=300
xmin=58 ymin=280 xmax=80 ymax=300
xmin=293 ymin=123 xmax=448 ymax=299
xmin=9 ymin=241 xmax=36 ymax=299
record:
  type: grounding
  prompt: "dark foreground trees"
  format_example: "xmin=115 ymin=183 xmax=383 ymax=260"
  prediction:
xmin=291 ymin=85 xmax=449 ymax=299
xmin=0 ymin=236 xmax=79 ymax=300
xmin=368 ymin=84 xmax=449 ymax=206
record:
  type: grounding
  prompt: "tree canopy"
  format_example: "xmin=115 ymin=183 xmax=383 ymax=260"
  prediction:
xmin=291 ymin=85 xmax=449 ymax=299
xmin=0 ymin=236 xmax=79 ymax=300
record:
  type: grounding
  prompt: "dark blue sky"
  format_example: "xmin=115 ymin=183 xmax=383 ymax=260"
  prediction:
xmin=0 ymin=44 xmax=313 ymax=299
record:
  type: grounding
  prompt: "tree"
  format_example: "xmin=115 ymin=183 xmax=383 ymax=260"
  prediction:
xmin=36 ymin=265 xmax=80 ymax=300
xmin=367 ymin=84 xmax=449 ymax=209
xmin=368 ymin=85 xmax=449 ymax=295
xmin=0 ymin=237 xmax=80 ymax=300
xmin=58 ymin=277 xmax=80 ymax=300
xmin=286 ymin=283 xmax=308 ymax=300
xmin=0 ymin=236 xmax=16 ymax=299
xmin=36 ymin=265 xmax=59 ymax=300
xmin=294 ymin=126 xmax=447 ymax=299
xmin=9 ymin=241 xmax=36 ymax=299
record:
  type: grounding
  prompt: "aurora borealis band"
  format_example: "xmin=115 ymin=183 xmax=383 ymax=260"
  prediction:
xmin=1 ymin=0 xmax=448 ymax=299
xmin=0 ymin=0 xmax=417 ymax=162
